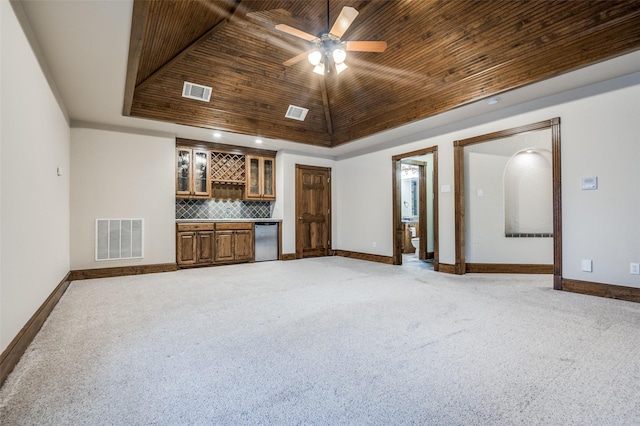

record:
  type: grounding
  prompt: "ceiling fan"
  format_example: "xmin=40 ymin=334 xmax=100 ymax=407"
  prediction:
xmin=275 ymin=2 xmax=387 ymax=75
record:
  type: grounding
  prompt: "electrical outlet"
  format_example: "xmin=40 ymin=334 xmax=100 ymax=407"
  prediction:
xmin=630 ymin=263 xmax=640 ymax=275
xmin=372 ymin=242 xmax=377 ymax=248
xmin=581 ymin=259 xmax=593 ymax=272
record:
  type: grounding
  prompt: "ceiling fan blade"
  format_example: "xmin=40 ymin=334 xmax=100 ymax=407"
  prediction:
xmin=345 ymin=41 xmax=388 ymax=52
xmin=275 ymin=24 xmax=318 ymax=42
xmin=329 ymin=6 xmax=358 ymax=38
xmin=283 ymin=51 xmax=312 ymax=67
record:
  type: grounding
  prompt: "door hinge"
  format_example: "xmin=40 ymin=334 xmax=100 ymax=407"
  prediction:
xmin=328 ymin=208 xmax=330 ymax=215
xmin=328 ymin=240 xmax=331 ymax=246
xmin=328 ymin=177 xmax=331 ymax=183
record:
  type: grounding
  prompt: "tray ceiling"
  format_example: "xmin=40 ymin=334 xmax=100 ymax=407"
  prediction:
xmin=124 ymin=0 xmax=640 ymax=148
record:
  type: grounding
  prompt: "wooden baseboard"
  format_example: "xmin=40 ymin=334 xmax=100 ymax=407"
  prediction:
xmin=466 ymin=263 xmax=554 ymax=274
xmin=562 ymin=278 xmax=640 ymax=303
xmin=69 ymin=263 xmax=178 ymax=280
xmin=334 ymin=250 xmax=394 ymax=265
xmin=437 ymin=263 xmax=456 ymax=274
xmin=281 ymin=253 xmax=296 ymax=261
xmin=0 ymin=272 xmax=72 ymax=387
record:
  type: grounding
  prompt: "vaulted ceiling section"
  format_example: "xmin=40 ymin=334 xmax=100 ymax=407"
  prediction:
xmin=124 ymin=0 xmax=640 ymax=147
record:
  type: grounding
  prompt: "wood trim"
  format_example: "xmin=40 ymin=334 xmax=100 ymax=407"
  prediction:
xmin=281 ymin=253 xmax=296 ymax=261
xmin=0 ymin=272 xmax=72 ymax=387
xmin=453 ymin=118 xmax=562 ymax=284
xmin=69 ymin=263 xmax=178 ymax=281
xmin=466 ymin=263 xmax=554 ymax=274
xmin=122 ymin=0 xmax=150 ymax=116
xmin=453 ymin=119 xmax=559 ymax=148
xmin=391 ymin=146 xmax=439 ymax=267
xmin=437 ymin=263 xmax=456 ymax=274
xmin=551 ymin=118 xmax=563 ymax=290
xmin=562 ymin=279 xmax=640 ymax=303
xmin=334 ymin=250 xmax=394 ymax=265
xmin=319 ymin=76 xmax=333 ymax=136
xmin=453 ymin=143 xmax=465 ymax=274
xmin=418 ymin=161 xmax=427 ymax=260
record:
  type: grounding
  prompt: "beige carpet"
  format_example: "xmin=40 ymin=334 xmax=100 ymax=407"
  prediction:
xmin=1 ymin=257 xmax=640 ymax=425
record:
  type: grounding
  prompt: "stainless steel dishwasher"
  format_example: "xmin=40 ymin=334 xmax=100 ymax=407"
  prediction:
xmin=254 ymin=222 xmax=279 ymax=261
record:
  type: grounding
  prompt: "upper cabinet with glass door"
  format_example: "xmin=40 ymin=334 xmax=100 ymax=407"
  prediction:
xmin=176 ymin=147 xmax=211 ymax=198
xmin=245 ymin=155 xmax=275 ymax=200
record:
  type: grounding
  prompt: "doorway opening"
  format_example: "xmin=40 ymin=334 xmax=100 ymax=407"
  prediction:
xmin=453 ymin=118 xmax=562 ymax=289
xmin=392 ymin=146 xmax=439 ymax=269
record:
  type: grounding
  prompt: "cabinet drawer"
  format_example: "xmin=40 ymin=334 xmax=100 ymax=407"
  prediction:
xmin=215 ymin=222 xmax=253 ymax=230
xmin=177 ymin=223 xmax=215 ymax=232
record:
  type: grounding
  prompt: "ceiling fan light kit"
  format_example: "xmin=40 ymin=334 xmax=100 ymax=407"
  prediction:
xmin=276 ymin=4 xmax=387 ymax=76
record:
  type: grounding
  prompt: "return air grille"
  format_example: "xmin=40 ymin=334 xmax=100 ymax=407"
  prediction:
xmin=285 ymin=105 xmax=309 ymax=121
xmin=182 ymin=81 xmax=212 ymax=102
xmin=96 ymin=219 xmax=144 ymax=261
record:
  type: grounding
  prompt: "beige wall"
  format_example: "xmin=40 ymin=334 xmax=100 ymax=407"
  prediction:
xmin=70 ymin=128 xmax=176 ymax=270
xmin=1 ymin=1 xmax=71 ymax=351
xmin=335 ymin=72 xmax=640 ymax=287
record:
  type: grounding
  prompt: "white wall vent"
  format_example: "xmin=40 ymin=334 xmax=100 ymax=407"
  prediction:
xmin=182 ymin=81 xmax=212 ymax=102
xmin=96 ymin=219 xmax=144 ymax=261
xmin=285 ymin=105 xmax=309 ymax=121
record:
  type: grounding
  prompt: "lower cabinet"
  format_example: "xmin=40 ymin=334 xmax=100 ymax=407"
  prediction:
xmin=176 ymin=223 xmax=215 ymax=266
xmin=177 ymin=222 xmax=254 ymax=267
xmin=214 ymin=223 xmax=254 ymax=263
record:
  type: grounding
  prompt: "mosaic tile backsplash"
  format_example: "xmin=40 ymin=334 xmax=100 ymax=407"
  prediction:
xmin=176 ymin=199 xmax=272 ymax=220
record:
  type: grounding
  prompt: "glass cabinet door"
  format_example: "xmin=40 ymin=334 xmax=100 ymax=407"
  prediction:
xmin=176 ymin=148 xmax=192 ymax=195
xmin=262 ymin=157 xmax=275 ymax=199
xmin=193 ymin=150 xmax=210 ymax=196
xmin=246 ymin=156 xmax=261 ymax=198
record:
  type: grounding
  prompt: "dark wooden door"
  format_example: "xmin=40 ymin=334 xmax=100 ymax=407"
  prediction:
xmin=296 ymin=165 xmax=331 ymax=258
xmin=234 ymin=230 xmax=254 ymax=261
xmin=177 ymin=231 xmax=197 ymax=265
xmin=197 ymin=231 xmax=214 ymax=263
xmin=214 ymin=231 xmax=234 ymax=262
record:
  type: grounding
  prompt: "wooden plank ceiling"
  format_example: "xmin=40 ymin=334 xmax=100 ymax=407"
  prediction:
xmin=124 ymin=0 xmax=640 ymax=147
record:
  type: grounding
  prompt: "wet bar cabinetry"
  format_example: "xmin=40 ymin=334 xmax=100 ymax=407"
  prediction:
xmin=176 ymin=148 xmax=211 ymax=198
xmin=214 ymin=223 xmax=254 ymax=263
xmin=176 ymin=223 xmax=215 ymax=265
xmin=176 ymin=139 xmax=276 ymax=200
xmin=246 ymin=155 xmax=275 ymax=200
xmin=176 ymin=222 xmax=254 ymax=267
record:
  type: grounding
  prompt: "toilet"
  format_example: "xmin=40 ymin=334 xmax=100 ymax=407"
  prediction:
xmin=410 ymin=237 xmax=420 ymax=257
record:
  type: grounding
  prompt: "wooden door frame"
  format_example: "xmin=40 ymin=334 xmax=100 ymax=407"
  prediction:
xmin=295 ymin=164 xmax=332 ymax=259
xmin=453 ymin=118 xmax=562 ymax=290
xmin=392 ymin=147 xmax=439 ymax=269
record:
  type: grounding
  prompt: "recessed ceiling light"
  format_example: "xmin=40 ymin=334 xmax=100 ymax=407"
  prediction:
xmin=213 ymin=131 xmax=221 ymax=139
xmin=526 ymin=149 xmax=533 ymax=153
xmin=486 ymin=97 xmax=500 ymax=105
xmin=255 ymin=139 xmax=263 ymax=144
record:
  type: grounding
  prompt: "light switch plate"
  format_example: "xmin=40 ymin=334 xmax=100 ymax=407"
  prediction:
xmin=581 ymin=259 xmax=593 ymax=272
xmin=631 ymin=263 xmax=640 ymax=275
xmin=441 ymin=184 xmax=451 ymax=193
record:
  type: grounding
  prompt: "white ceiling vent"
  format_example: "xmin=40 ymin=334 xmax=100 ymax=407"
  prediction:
xmin=285 ymin=105 xmax=309 ymax=121
xmin=182 ymin=81 xmax=212 ymax=102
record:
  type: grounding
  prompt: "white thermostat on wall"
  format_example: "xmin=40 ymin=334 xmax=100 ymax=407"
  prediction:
xmin=581 ymin=176 xmax=598 ymax=190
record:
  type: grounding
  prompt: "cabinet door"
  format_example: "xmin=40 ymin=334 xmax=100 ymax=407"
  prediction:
xmin=215 ymin=230 xmax=235 ymax=262
xmin=192 ymin=149 xmax=211 ymax=196
xmin=234 ymin=230 xmax=254 ymax=261
xmin=197 ymin=231 xmax=214 ymax=263
xmin=176 ymin=148 xmax=192 ymax=196
xmin=262 ymin=157 xmax=275 ymax=200
xmin=177 ymin=231 xmax=197 ymax=265
xmin=246 ymin=155 xmax=262 ymax=199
